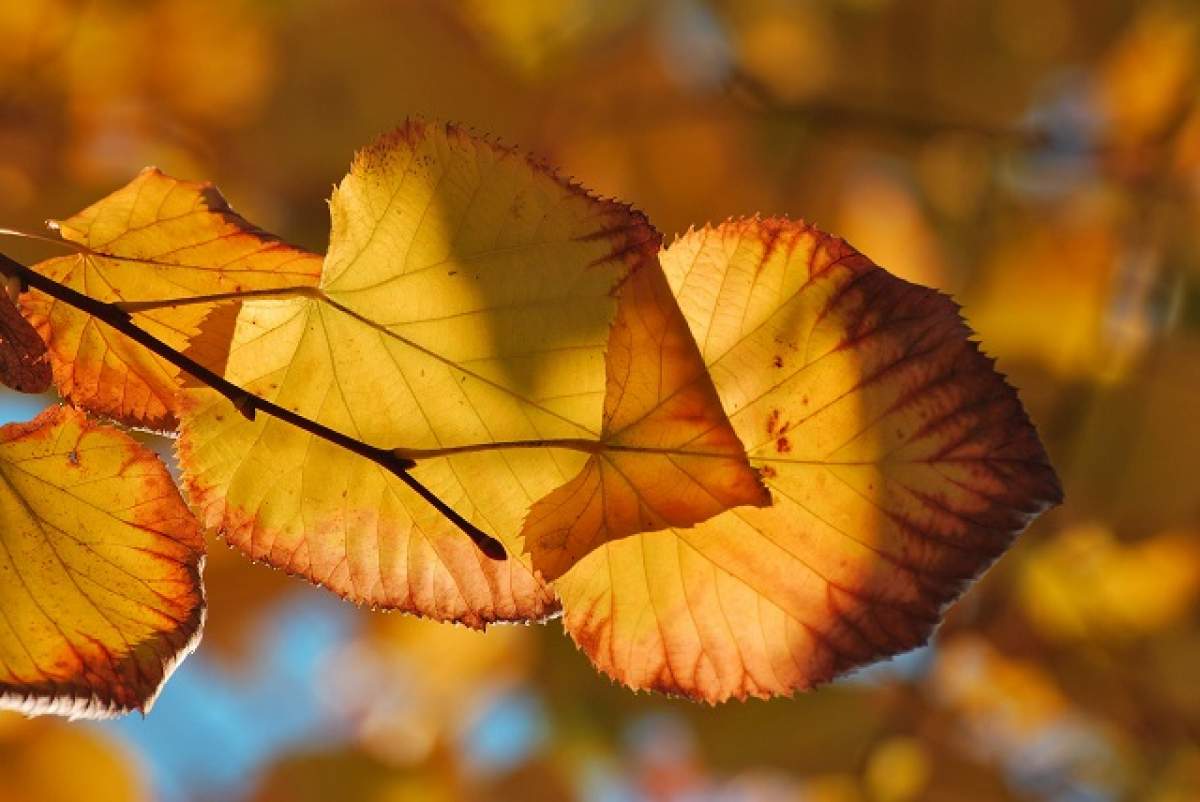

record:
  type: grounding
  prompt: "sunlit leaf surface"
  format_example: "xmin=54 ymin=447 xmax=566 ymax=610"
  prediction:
xmin=178 ymin=121 xmax=750 ymax=625
xmin=22 ymin=168 xmax=322 ymax=429
xmin=522 ymin=252 xmax=770 ymax=581
xmin=0 ymin=405 xmax=204 ymax=718
xmin=557 ymin=218 xmax=1062 ymax=701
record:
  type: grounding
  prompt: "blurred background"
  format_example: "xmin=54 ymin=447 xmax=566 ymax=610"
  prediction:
xmin=1 ymin=1 xmax=1198 ymax=800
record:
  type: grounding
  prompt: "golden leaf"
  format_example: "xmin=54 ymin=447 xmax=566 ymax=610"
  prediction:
xmin=1018 ymin=525 xmax=1200 ymax=640
xmin=0 ymin=405 xmax=204 ymax=718
xmin=22 ymin=167 xmax=322 ymax=429
xmin=556 ymin=218 xmax=1061 ymax=701
xmin=521 ymin=253 xmax=770 ymax=581
xmin=178 ymin=121 xmax=757 ymax=625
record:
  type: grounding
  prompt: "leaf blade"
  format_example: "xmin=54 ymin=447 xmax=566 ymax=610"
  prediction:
xmin=0 ymin=405 xmax=205 ymax=718
xmin=557 ymin=218 xmax=1062 ymax=701
xmin=21 ymin=168 xmax=323 ymax=429
xmin=522 ymin=259 xmax=770 ymax=580
xmin=178 ymin=120 xmax=665 ymax=624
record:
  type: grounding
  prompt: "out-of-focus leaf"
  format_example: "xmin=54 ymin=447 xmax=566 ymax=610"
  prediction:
xmin=22 ymin=167 xmax=322 ymax=429
xmin=453 ymin=0 xmax=645 ymax=77
xmin=864 ymin=736 xmax=932 ymax=802
xmin=730 ymin=3 xmax=835 ymax=103
xmin=556 ymin=218 xmax=1060 ymax=701
xmin=57 ymin=0 xmax=274 ymax=128
xmin=1096 ymin=3 xmax=1198 ymax=145
xmin=0 ymin=713 xmax=149 ymax=802
xmin=1018 ymin=525 xmax=1200 ymax=640
xmin=967 ymin=198 xmax=1144 ymax=381
xmin=836 ymin=167 xmax=949 ymax=290
xmin=0 ymin=405 xmax=204 ymax=718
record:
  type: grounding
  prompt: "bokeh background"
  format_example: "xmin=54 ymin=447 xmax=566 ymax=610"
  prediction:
xmin=1 ymin=1 xmax=1199 ymax=800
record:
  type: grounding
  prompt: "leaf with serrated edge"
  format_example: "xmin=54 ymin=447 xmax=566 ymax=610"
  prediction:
xmin=556 ymin=218 xmax=1062 ymax=702
xmin=522 ymin=258 xmax=770 ymax=581
xmin=179 ymin=121 xmax=758 ymax=626
xmin=21 ymin=168 xmax=323 ymax=430
xmin=0 ymin=405 xmax=205 ymax=719
xmin=0 ymin=292 xmax=51 ymax=393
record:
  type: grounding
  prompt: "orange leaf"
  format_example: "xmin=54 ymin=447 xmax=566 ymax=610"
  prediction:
xmin=0 ymin=291 xmax=51 ymax=393
xmin=0 ymin=405 xmax=205 ymax=718
xmin=176 ymin=121 xmax=652 ymax=625
xmin=522 ymin=259 xmax=770 ymax=580
xmin=21 ymin=168 xmax=322 ymax=429
xmin=556 ymin=218 xmax=1061 ymax=701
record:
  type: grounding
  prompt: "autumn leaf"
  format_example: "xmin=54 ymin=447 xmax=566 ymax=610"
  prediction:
xmin=555 ymin=218 xmax=1062 ymax=702
xmin=522 ymin=259 xmax=770 ymax=581
xmin=0 ymin=405 xmax=205 ymax=718
xmin=178 ymin=120 xmax=757 ymax=626
xmin=21 ymin=167 xmax=322 ymax=429
xmin=0 ymin=291 xmax=51 ymax=393
xmin=1018 ymin=525 xmax=1200 ymax=640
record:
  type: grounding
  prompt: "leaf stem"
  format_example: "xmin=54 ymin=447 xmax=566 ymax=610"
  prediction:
xmin=0 ymin=251 xmax=507 ymax=561
xmin=113 ymin=286 xmax=324 ymax=313
xmin=392 ymin=439 xmax=749 ymax=461
xmin=393 ymin=438 xmax=606 ymax=461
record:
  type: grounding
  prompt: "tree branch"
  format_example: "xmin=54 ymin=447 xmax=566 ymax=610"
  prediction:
xmin=0 ymin=251 xmax=507 ymax=561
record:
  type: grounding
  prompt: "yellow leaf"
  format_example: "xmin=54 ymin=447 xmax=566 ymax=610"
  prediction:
xmin=178 ymin=121 xmax=754 ymax=625
xmin=22 ymin=167 xmax=322 ymax=429
xmin=864 ymin=736 xmax=932 ymax=802
xmin=556 ymin=218 xmax=1061 ymax=701
xmin=522 ymin=253 xmax=770 ymax=581
xmin=453 ymin=0 xmax=644 ymax=77
xmin=1018 ymin=525 xmax=1200 ymax=640
xmin=965 ymin=196 xmax=1145 ymax=382
xmin=0 ymin=405 xmax=204 ymax=718
xmin=1096 ymin=4 xmax=1198 ymax=146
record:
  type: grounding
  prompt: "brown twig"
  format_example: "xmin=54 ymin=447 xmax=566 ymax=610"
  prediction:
xmin=0 ymin=251 xmax=507 ymax=561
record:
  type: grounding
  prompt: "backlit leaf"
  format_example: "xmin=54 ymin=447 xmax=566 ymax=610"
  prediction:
xmin=556 ymin=218 xmax=1062 ymax=701
xmin=0 ymin=405 xmax=205 ymax=718
xmin=522 ymin=258 xmax=770 ymax=581
xmin=178 ymin=121 xmax=754 ymax=625
xmin=0 ymin=291 xmax=51 ymax=393
xmin=21 ymin=167 xmax=322 ymax=429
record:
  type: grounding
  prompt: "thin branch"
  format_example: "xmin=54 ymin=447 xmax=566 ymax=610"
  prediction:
xmin=0 ymin=251 xmax=506 ymax=561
